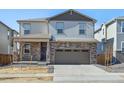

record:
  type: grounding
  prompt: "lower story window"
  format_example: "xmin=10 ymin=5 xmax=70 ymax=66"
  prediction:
xmin=24 ymin=44 xmax=31 ymax=54
xmin=122 ymin=42 xmax=124 ymax=53
xmin=57 ymin=29 xmax=63 ymax=34
xmin=79 ymin=29 xmax=85 ymax=34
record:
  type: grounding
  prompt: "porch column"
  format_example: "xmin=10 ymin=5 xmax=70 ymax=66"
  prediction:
xmin=13 ymin=39 xmax=17 ymax=61
xmin=19 ymin=42 xmax=23 ymax=61
xmin=46 ymin=41 xmax=50 ymax=63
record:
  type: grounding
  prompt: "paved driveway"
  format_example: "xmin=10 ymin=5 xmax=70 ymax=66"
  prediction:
xmin=53 ymin=65 xmax=124 ymax=82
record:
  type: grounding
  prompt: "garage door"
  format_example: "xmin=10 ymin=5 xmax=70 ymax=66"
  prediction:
xmin=55 ymin=49 xmax=90 ymax=64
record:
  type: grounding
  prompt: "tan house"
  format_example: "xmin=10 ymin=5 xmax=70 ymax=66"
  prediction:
xmin=14 ymin=9 xmax=98 ymax=64
xmin=0 ymin=21 xmax=18 ymax=54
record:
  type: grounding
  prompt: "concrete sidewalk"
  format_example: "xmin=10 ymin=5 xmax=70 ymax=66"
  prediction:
xmin=53 ymin=65 xmax=124 ymax=82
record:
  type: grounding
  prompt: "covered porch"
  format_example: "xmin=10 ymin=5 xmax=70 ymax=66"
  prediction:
xmin=13 ymin=34 xmax=50 ymax=64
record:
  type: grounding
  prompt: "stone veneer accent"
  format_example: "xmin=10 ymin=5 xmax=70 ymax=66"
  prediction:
xmin=31 ymin=42 xmax=41 ymax=61
xmin=50 ymin=42 xmax=97 ymax=64
xmin=22 ymin=42 xmax=41 ymax=61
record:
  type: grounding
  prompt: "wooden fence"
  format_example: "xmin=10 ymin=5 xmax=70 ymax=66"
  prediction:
xmin=97 ymin=54 xmax=106 ymax=65
xmin=97 ymin=53 xmax=112 ymax=66
xmin=0 ymin=54 xmax=13 ymax=65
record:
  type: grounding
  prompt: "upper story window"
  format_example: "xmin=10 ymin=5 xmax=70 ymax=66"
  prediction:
xmin=121 ymin=22 xmax=124 ymax=33
xmin=121 ymin=42 xmax=124 ymax=53
xmin=7 ymin=31 xmax=10 ymax=40
xmin=56 ymin=22 xmax=64 ymax=34
xmin=23 ymin=44 xmax=31 ymax=54
xmin=103 ymin=29 xmax=104 ymax=35
xmin=23 ymin=23 xmax=31 ymax=34
xmin=79 ymin=23 xmax=86 ymax=35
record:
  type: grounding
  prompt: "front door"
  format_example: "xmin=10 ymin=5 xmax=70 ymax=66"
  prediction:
xmin=40 ymin=42 xmax=47 ymax=61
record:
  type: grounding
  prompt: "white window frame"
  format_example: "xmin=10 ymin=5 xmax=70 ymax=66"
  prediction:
xmin=121 ymin=41 xmax=124 ymax=53
xmin=56 ymin=22 xmax=64 ymax=34
xmin=121 ymin=22 xmax=124 ymax=33
xmin=23 ymin=23 xmax=31 ymax=34
xmin=79 ymin=23 xmax=86 ymax=35
xmin=23 ymin=43 xmax=31 ymax=54
xmin=7 ymin=31 xmax=10 ymax=40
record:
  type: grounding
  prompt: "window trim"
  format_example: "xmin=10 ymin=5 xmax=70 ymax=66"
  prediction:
xmin=23 ymin=43 xmax=31 ymax=54
xmin=121 ymin=41 xmax=124 ymax=53
xmin=79 ymin=23 xmax=86 ymax=35
xmin=7 ymin=31 xmax=10 ymax=40
xmin=121 ymin=22 xmax=124 ymax=33
xmin=56 ymin=22 xmax=64 ymax=34
xmin=23 ymin=23 xmax=31 ymax=34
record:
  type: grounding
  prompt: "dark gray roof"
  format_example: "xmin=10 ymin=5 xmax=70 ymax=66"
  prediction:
xmin=47 ymin=9 xmax=97 ymax=22
xmin=17 ymin=9 xmax=97 ymax=23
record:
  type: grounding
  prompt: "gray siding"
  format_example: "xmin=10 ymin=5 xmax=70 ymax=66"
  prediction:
xmin=117 ymin=20 xmax=124 ymax=50
xmin=0 ymin=23 xmax=14 ymax=54
xmin=106 ymin=21 xmax=117 ymax=53
xmin=49 ymin=21 xmax=94 ymax=39
xmin=117 ymin=34 xmax=124 ymax=50
xmin=20 ymin=22 xmax=48 ymax=35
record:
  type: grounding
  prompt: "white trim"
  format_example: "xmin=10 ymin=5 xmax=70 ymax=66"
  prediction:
xmin=121 ymin=21 xmax=124 ymax=33
xmin=121 ymin=41 xmax=124 ymax=53
xmin=23 ymin=23 xmax=31 ymax=35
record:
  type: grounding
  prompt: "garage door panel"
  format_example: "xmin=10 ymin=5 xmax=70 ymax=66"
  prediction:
xmin=55 ymin=50 xmax=90 ymax=64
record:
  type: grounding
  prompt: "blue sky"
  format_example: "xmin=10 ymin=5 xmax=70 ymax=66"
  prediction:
xmin=0 ymin=9 xmax=124 ymax=32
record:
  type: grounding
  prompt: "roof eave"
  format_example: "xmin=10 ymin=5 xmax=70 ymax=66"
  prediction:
xmin=47 ymin=9 xmax=97 ymax=22
xmin=17 ymin=20 xmax=48 ymax=23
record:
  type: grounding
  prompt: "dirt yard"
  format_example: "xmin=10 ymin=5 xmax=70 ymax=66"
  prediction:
xmin=0 ymin=76 xmax=53 ymax=83
xmin=0 ymin=65 xmax=51 ymax=74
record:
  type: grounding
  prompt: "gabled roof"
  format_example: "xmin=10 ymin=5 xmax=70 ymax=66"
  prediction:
xmin=17 ymin=9 xmax=97 ymax=23
xmin=0 ymin=21 xmax=13 ymax=31
xmin=47 ymin=9 xmax=97 ymax=22
xmin=105 ymin=16 xmax=124 ymax=26
xmin=94 ymin=24 xmax=103 ymax=34
xmin=94 ymin=16 xmax=124 ymax=34
xmin=0 ymin=21 xmax=18 ymax=34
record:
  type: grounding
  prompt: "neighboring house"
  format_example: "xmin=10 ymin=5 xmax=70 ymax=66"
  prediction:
xmin=0 ymin=21 xmax=18 ymax=54
xmin=14 ymin=9 xmax=98 ymax=64
xmin=94 ymin=16 xmax=124 ymax=64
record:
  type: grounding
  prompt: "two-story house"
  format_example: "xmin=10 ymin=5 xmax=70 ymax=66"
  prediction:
xmin=0 ymin=21 xmax=18 ymax=54
xmin=14 ymin=9 xmax=98 ymax=64
xmin=94 ymin=16 xmax=124 ymax=64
